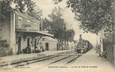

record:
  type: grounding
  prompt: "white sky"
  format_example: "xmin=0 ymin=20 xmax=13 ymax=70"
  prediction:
xmin=33 ymin=0 xmax=98 ymax=46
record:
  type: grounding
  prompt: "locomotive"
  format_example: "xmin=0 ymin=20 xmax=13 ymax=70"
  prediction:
xmin=75 ymin=39 xmax=93 ymax=54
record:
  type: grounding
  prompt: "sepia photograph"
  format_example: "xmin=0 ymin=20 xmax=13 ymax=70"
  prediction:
xmin=0 ymin=0 xmax=115 ymax=72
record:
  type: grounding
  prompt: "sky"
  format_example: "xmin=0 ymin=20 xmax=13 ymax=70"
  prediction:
xmin=33 ymin=0 xmax=98 ymax=46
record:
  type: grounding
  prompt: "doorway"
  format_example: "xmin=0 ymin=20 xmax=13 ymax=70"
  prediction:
xmin=27 ymin=38 xmax=30 ymax=47
xmin=17 ymin=37 xmax=21 ymax=54
xmin=45 ymin=43 xmax=49 ymax=51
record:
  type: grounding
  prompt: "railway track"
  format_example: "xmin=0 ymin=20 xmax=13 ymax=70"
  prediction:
xmin=66 ymin=54 xmax=81 ymax=64
xmin=0 ymin=54 xmax=60 ymax=68
xmin=14 ymin=55 xmax=60 ymax=67
xmin=49 ymin=53 xmax=82 ymax=64
xmin=49 ymin=55 xmax=72 ymax=64
xmin=0 ymin=51 xmax=83 ymax=68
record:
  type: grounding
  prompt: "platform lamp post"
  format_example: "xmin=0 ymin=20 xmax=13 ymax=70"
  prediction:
xmin=9 ymin=0 xmax=17 ymax=55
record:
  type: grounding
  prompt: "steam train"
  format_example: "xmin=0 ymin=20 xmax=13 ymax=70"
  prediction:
xmin=75 ymin=39 xmax=93 ymax=54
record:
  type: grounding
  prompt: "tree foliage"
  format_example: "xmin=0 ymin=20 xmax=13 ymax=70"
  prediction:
xmin=65 ymin=29 xmax=75 ymax=41
xmin=48 ymin=7 xmax=67 ymax=40
xmin=16 ymin=0 xmax=34 ymax=13
xmin=0 ymin=0 xmax=41 ymax=20
xmin=43 ymin=7 xmax=75 ymax=41
xmin=0 ymin=0 xmax=11 ymax=19
xmin=53 ymin=0 xmax=62 ymax=4
xmin=67 ymin=0 xmax=113 ymax=33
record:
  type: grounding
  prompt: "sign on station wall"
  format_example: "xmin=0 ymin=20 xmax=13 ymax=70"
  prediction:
xmin=15 ymin=12 xmax=40 ymax=32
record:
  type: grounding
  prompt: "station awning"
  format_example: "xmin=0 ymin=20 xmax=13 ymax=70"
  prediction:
xmin=16 ymin=30 xmax=54 ymax=38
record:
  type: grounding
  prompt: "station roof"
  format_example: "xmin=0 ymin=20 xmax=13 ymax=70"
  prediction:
xmin=15 ymin=11 xmax=40 ymax=24
xmin=16 ymin=30 xmax=54 ymax=38
xmin=15 ymin=10 xmax=54 ymax=38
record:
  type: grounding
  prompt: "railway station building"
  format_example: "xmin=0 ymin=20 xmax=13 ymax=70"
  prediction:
xmin=0 ymin=1 xmax=57 ymax=56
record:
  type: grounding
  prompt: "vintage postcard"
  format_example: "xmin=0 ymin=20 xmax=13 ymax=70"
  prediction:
xmin=0 ymin=0 xmax=115 ymax=72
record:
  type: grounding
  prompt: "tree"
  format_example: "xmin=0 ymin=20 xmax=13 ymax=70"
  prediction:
xmin=67 ymin=0 xmax=113 ymax=34
xmin=16 ymin=0 xmax=34 ymax=13
xmin=42 ymin=18 xmax=52 ymax=31
xmin=0 ymin=0 xmax=41 ymax=20
xmin=16 ymin=0 xmax=42 ymax=19
xmin=66 ymin=29 xmax=75 ymax=41
xmin=0 ymin=0 xmax=12 ymax=20
xmin=42 ymin=7 xmax=75 ymax=50
xmin=48 ymin=7 xmax=66 ymax=40
xmin=53 ymin=0 xmax=62 ymax=4
xmin=49 ymin=7 xmax=66 ymax=50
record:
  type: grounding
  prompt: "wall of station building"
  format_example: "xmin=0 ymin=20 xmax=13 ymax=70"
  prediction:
xmin=16 ymin=32 xmax=58 ymax=54
xmin=15 ymin=11 xmax=40 ymax=32
xmin=0 ymin=18 xmax=12 ymax=56
xmin=40 ymin=36 xmax=58 ymax=51
xmin=16 ymin=32 xmax=40 ymax=54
